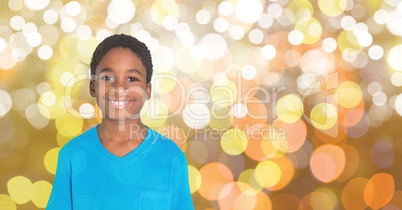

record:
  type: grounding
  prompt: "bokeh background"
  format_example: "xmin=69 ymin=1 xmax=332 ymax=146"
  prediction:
xmin=1 ymin=0 xmax=402 ymax=209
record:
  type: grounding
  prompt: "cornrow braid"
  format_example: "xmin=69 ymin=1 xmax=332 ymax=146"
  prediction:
xmin=90 ymin=34 xmax=153 ymax=83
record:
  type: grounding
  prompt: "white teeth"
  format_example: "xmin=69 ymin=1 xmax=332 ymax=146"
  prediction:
xmin=111 ymin=101 xmax=127 ymax=106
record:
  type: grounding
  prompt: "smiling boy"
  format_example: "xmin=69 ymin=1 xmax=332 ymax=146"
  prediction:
xmin=47 ymin=34 xmax=194 ymax=210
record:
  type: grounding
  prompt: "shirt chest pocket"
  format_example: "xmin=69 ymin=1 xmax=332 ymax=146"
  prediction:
xmin=139 ymin=189 xmax=172 ymax=210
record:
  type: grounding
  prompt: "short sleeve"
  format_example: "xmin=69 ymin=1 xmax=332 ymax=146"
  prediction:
xmin=171 ymin=154 xmax=194 ymax=210
xmin=46 ymin=147 xmax=72 ymax=210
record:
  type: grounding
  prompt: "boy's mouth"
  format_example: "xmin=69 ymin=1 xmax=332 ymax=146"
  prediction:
xmin=106 ymin=98 xmax=133 ymax=109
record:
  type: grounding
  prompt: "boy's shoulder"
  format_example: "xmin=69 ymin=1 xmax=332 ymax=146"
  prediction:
xmin=60 ymin=126 xmax=96 ymax=153
xmin=146 ymin=128 xmax=184 ymax=156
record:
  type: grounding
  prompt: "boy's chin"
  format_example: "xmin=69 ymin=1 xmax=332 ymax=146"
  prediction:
xmin=103 ymin=113 xmax=141 ymax=121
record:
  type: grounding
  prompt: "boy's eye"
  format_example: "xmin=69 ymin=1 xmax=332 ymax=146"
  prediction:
xmin=127 ymin=77 xmax=139 ymax=82
xmin=100 ymin=75 xmax=115 ymax=82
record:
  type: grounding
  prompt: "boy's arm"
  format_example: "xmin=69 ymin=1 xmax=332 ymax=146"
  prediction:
xmin=46 ymin=148 xmax=72 ymax=210
xmin=171 ymin=154 xmax=195 ymax=210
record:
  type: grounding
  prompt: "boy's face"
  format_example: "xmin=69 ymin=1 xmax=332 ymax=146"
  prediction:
xmin=90 ymin=47 xmax=151 ymax=120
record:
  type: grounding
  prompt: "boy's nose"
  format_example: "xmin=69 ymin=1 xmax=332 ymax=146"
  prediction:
xmin=109 ymin=87 xmax=128 ymax=94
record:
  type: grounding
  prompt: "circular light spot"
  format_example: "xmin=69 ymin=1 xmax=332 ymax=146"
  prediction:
xmin=241 ymin=65 xmax=257 ymax=80
xmin=7 ymin=176 xmax=33 ymax=204
xmin=0 ymin=194 xmax=16 ymax=209
xmin=61 ymin=17 xmax=76 ymax=33
xmin=25 ymin=104 xmax=50 ymax=129
xmin=368 ymin=45 xmax=384 ymax=60
xmin=310 ymin=144 xmax=346 ymax=183
xmin=214 ymin=17 xmax=229 ymax=33
xmin=295 ymin=17 xmax=322 ymax=44
xmin=76 ymin=25 xmax=92 ymax=40
xmin=248 ymin=29 xmax=264 ymax=44
xmin=372 ymin=92 xmax=387 ymax=106
xmin=219 ymin=1 xmax=234 ymax=16
xmin=163 ymin=16 xmax=178 ymax=31
xmin=0 ymin=90 xmax=12 ymax=117
xmin=342 ymin=178 xmax=369 ymax=209
xmin=364 ymin=173 xmax=395 ymax=209
xmin=37 ymin=45 xmax=53 ymax=60
xmin=261 ymin=45 xmax=277 ymax=60
xmin=288 ymin=30 xmax=304 ymax=45
xmin=276 ymin=94 xmax=303 ymax=123
xmin=65 ymin=1 xmax=81 ymax=17
xmin=8 ymin=0 xmax=23 ymax=11
xmin=188 ymin=165 xmax=202 ymax=193
xmin=196 ymin=9 xmax=211 ymax=25
xmin=391 ymin=72 xmax=402 ymax=87
xmin=254 ymin=161 xmax=281 ymax=188
xmin=374 ymin=9 xmax=388 ymax=25
xmin=310 ymin=103 xmax=338 ymax=130
xmin=55 ymin=111 xmax=83 ymax=137
xmin=0 ymin=38 xmax=6 ymax=52
xmin=198 ymin=162 xmax=233 ymax=200
xmin=10 ymin=16 xmax=25 ymax=31
xmin=232 ymin=103 xmax=248 ymax=118
xmin=32 ymin=181 xmax=52 ymax=208
xmin=267 ymin=3 xmax=282 ymax=18
xmin=200 ymin=33 xmax=227 ymax=60
xmin=318 ymin=0 xmax=347 ymax=17
xmin=26 ymin=31 xmax=42 ymax=47
xmin=43 ymin=9 xmax=58 ymax=24
xmin=229 ymin=25 xmax=245 ymax=40
xmin=341 ymin=15 xmax=356 ymax=30
xmin=388 ymin=44 xmax=402 ymax=71
xmin=107 ymin=0 xmax=136 ymax=24
xmin=235 ymin=0 xmax=263 ymax=23
xmin=367 ymin=82 xmax=382 ymax=95
xmin=183 ymin=103 xmax=211 ymax=129
xmin=79 ymin=103 xmax=95 ymax=119
xmin=220 ymin=128 xmax=248 ymax=155
xmin=23 ymin=0 xmax=50 ymax=11
xmin=394 ymin=94 xmax=402 ymax=116
xmin=44 ymin=147 xmax=60 ymax=174
xmin=140 ymin=99 xmax=168 ymax=129
xmin=322 ymin=37 xmax=337 ymax=53
xmin=336 ymin=81 xmax=362 ymax=108
xmin=258 ymin=14 xmax=273 ymax=29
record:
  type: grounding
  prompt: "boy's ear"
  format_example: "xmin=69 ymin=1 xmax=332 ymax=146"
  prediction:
xmin=89 ymin=80 xmax=96 ymax=97
xmin=146 ymin=83 xmax=151 ymax=100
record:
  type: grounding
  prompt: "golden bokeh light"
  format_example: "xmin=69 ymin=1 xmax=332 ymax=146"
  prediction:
xmin=1 ymin=0 xmax=402 ymax=209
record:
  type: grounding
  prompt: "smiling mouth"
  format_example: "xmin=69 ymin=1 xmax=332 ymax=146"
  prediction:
xmin=107 ymin=99 xmax=133 ymax=109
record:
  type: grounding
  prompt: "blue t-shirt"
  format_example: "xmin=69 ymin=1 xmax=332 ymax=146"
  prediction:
xmin=47 ymin=125 xmax=194 ymax=210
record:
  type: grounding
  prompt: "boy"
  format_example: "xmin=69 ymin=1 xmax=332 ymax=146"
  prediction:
xmin=47 ymin=34 xmax=194 ymax=210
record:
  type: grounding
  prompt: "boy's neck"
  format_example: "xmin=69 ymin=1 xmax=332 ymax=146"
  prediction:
xmin=98 ymin=119 xmax=148 ymax=142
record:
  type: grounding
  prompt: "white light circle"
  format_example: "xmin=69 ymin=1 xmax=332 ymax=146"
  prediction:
xmin=43 ymin=9 xmax=59 ymax=25
xmin=232 ymin=103 xmax=248 ymax=118
xmin=261 ymin=45 xmax=277 ymax=60
xmin=229 ymin=25 xmax=245 ymax=40
xmin=200 ymin=33 xmax=227 ymax=60
xmin=79 ymin=103 xmax=95 ymax=119
xmin=24 ymin=0 xmax=50 ymax=11
xmin=288 ymin=30 xmax=304 ymax=45
xmin=322 ymin=37 xmax=337 ymax=53
xmin=196 ymin=9 xmax=211 ymax=25
xmin=248 ymin=29 xmax=264 ymax=44
xmin=38 ymin=45 xmax=53 ymax=60
xmin=10 ymin=16 xmax=25 ymax=31
xmin=213 ymin=18 xmax=229 ymax=33
xmin=241 ymin=65 xmax=257 ymax=80
xmin=391 ymin=72 xmax=402 ymax=87
xmin=65 ymin=1 xmax=81 ymax=17
xmin=0 ymin=90 xmax=12 ymax=117
xmin=235 ymin=0 xmax=263 ymax=23
xmin=372 ymin=92 xmax=387 ymax=106
xmin=183 ymin=104 xmax=211 ymax=129
xmin=107 ymin=0 xmax=136 ymax=24
xmin=394 ymin=94 xmax=402 ymax=116
xmin=388 ymin=44 xmax=402 ymax=71
xmin=368 ymin=45 xmax=384 ymax=60
xmin=219 ymin=1 xmax=234 ymax=16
